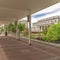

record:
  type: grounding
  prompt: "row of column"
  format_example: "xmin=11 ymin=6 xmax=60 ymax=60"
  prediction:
xmin=4 ymin=12 xmax=31 ymax=45
xmin=16 ymin=14 xmax=31 ymax=45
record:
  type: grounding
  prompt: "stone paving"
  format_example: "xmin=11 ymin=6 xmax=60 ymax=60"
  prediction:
xmin=0 ymin=36 xmax=60 ymax=60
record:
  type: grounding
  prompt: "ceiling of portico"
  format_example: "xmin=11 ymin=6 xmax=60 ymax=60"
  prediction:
xmin=0 ymin=0 xmax=60 ymax=24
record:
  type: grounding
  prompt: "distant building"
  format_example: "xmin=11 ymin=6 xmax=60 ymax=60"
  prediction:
xmin=18 ymin=20 xmax=28 ymax=27
xmin=32 ymin=16 xmax=60 ymax=32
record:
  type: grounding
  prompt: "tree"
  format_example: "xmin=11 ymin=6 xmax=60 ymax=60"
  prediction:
xmin=23 ymin=27 xmax=29 ymax=36
xmin=18 ymin=23 xmax=25 ymax=39
xmin=8 ymin=23 xmax=16 ymax=33
xmin=0 ymin=26 xmax=4 ymax=34
xmin=6 ymin=22 xmax=26 ymax=39
xmin=0 ymin=27 xmax=4 ymax=32
xmin=45 ymin=22 xmax=60 ymax=42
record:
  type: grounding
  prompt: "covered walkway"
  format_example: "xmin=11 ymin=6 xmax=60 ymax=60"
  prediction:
xmin=0 ymin=0 xmax=60 ymax=44
xmin=0 ymin=36 xmax=60 ymax=60
xmin=0 ymin=0 xmax=60 ymax=60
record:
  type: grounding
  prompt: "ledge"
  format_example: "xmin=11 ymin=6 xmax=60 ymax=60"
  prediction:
xmin=21 ymin=37 xmax=60 ymax=48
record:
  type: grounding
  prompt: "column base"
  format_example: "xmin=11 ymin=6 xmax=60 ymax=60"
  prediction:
xmin=29 ymin=43 xmax=31 ymax=46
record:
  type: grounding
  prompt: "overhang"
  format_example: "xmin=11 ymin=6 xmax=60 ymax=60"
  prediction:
xmin=0 ymin=0 xmax=60 ymax=24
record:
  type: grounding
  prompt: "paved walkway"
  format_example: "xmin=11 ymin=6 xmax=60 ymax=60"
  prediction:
xmin=0 ymin=36 xmax=60 ymax=60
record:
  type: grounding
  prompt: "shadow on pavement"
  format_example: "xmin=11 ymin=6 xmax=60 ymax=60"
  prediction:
xmin=0 ymin=36 xmax=60 ymax=60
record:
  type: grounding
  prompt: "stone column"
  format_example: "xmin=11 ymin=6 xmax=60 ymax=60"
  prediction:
xmin=27 ymin=10 xmax=31 ymax=45
xmin=15 ymin=20 xmax=19 ymax=39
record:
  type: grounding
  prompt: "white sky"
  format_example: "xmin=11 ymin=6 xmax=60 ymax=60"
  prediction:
xmin=20 ymin=2 xmax=60 ymax=23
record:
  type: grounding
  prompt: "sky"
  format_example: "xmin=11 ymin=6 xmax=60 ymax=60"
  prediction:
xmin=20 ymin=2 xmax=60 ymax=23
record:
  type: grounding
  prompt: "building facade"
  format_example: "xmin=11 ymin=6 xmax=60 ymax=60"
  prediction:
xmin=32 ymin=16 xmax=60 ymax=32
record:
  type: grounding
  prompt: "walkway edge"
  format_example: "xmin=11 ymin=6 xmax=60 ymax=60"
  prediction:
xmin=33 ymin=39 xmax=60 ymax=48
xmin=21 ymin=37 xmax=60 ymax=48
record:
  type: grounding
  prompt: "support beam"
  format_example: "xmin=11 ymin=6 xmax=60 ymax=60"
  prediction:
xmin=27 ymin=10 xmax=31 ymax=45
xmin=15 ymin=20 xmax=19 ymax=39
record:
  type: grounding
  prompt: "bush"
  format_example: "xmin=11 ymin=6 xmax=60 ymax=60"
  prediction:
xmin=39 ymin=32 xmax=46 ymax=40
xmin=31 ymin=34 xmax=36 ymax=39
xmin=31 ymin=34 xmax=39 ymax=39
xmin=45 ymin=22 xmax=60 ymax=42
xmin=23 ymin=27 xmax=29 ymax=36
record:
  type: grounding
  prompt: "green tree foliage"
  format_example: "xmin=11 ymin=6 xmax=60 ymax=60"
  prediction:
xmin=8 ymin=23 xmax=16 ymax=33
xmin=42 ymin=26 xmax=49 ymax=35
xmin=18 ymin=23 xmax=25 ymax=32
xmin=4 ymin=25 xmax=7 ymax=32
xmin=45 ymin=22 xmax=60 ymax=42
xmin=8 ymin=22 xmax=26 ymax=34
xmin=23 ymin=27 xmax=29 ymax=36
xmin=17 ymin=23 xmax=26 ymax=39
xmin=0 ymin=27 xmax=4 ymax=32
